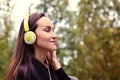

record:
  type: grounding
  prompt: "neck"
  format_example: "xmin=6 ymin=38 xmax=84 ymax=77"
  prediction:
xmin=34 ymin=45 xmax=48 ymax=64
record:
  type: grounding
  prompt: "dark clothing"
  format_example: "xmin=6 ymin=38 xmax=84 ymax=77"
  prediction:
xmin=17 ymin=58 xmax=71 ymax=80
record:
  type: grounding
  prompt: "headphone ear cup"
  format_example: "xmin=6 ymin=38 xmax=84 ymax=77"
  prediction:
xmin=24 ymin=31 xmax=36 ymax=44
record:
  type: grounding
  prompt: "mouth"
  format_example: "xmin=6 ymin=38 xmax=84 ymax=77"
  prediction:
xmin=50 ymin=41 xmax=56 ymax=44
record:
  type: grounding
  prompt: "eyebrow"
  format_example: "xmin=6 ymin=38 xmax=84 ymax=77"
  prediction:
xmin=44 ymin=26 xmax=55 ymax=29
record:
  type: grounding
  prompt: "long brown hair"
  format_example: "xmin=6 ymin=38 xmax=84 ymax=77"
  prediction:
xmin=5 ymin=13 xmax=45 ymax=80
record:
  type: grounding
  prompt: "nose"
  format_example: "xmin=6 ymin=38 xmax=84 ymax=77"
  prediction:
xmin=51 ymin=32 xmax=57 ymax=39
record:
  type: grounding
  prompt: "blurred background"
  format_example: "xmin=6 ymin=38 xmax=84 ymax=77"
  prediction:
xmin=0 ymin=0 xmax=120 ymax=80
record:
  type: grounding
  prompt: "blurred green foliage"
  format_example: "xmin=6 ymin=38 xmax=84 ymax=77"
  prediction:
xmin=0 ymin=23 xmax=13 ymax=80
xmin=0 ymin=0 xmax=120 ymax=80
xmin=0 ymin=0 xmax=16 ymax=80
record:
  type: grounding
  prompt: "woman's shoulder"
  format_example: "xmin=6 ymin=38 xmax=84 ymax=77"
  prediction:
xmin=17 ymin=64 xmax=27 ymax=75
xmin=17 ymin=64 xmax=38 ymax=80
xmin=17 ymin=65 xmax=25 ymax=80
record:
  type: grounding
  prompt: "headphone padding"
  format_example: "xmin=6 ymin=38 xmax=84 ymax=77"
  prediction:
xmin=24 ymin=31 xmax=36 ymax=44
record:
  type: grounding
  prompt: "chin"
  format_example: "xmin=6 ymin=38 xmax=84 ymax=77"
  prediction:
xmin=48 ymin=48 xmax=57 ymax=52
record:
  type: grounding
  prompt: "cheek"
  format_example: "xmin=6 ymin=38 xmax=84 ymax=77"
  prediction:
xmin=35 ymin=32 xmax=57 ymax=51
xmin=36 ymin=33 xmax=50 ymax=45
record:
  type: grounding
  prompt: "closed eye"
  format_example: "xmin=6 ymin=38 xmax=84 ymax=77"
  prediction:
xmin=44 ymin=26 xmax=53 ymax=32
xmin=44 ymin=28 xmax=50 ymax=32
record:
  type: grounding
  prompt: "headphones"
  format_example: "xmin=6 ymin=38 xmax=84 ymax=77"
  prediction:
xmin=24 ymin=14 xmax=36 ymax=44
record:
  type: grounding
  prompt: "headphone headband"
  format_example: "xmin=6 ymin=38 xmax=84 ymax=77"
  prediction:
xmin=24 ymin=14 xmax=30 ymax=32
xmin=23 ymin=14 xmax=36 ymax=44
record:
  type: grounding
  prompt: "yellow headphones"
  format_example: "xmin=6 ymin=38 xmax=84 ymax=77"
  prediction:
xmin=24 ymin=14 xmax=36 ymax=44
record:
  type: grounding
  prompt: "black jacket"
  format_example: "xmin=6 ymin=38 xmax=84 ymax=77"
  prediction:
xmin=17 ymin=58 xmax=71 ymax=80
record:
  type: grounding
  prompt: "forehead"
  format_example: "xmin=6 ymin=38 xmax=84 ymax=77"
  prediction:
xmin=36 ymin=16 xmax=54 ymax=28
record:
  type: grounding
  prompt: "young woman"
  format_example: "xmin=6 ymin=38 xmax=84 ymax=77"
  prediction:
xmin=5 ymin=13 xmax=71 ymax=80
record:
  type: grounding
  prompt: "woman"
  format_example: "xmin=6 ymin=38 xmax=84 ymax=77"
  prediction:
xmin=5 ymin=13 xmax=71 ymax=80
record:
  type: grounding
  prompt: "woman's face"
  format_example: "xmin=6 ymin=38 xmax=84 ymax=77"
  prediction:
xmin=34 ymin=16 xmax=57 ymax=51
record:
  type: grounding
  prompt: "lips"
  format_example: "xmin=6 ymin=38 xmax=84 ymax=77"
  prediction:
xmin=50 ymin=41 xmax=56 ymax=44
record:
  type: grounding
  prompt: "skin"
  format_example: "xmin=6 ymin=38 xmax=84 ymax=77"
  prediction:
xmin=33 ymin=16 xmax=61 ymax=70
